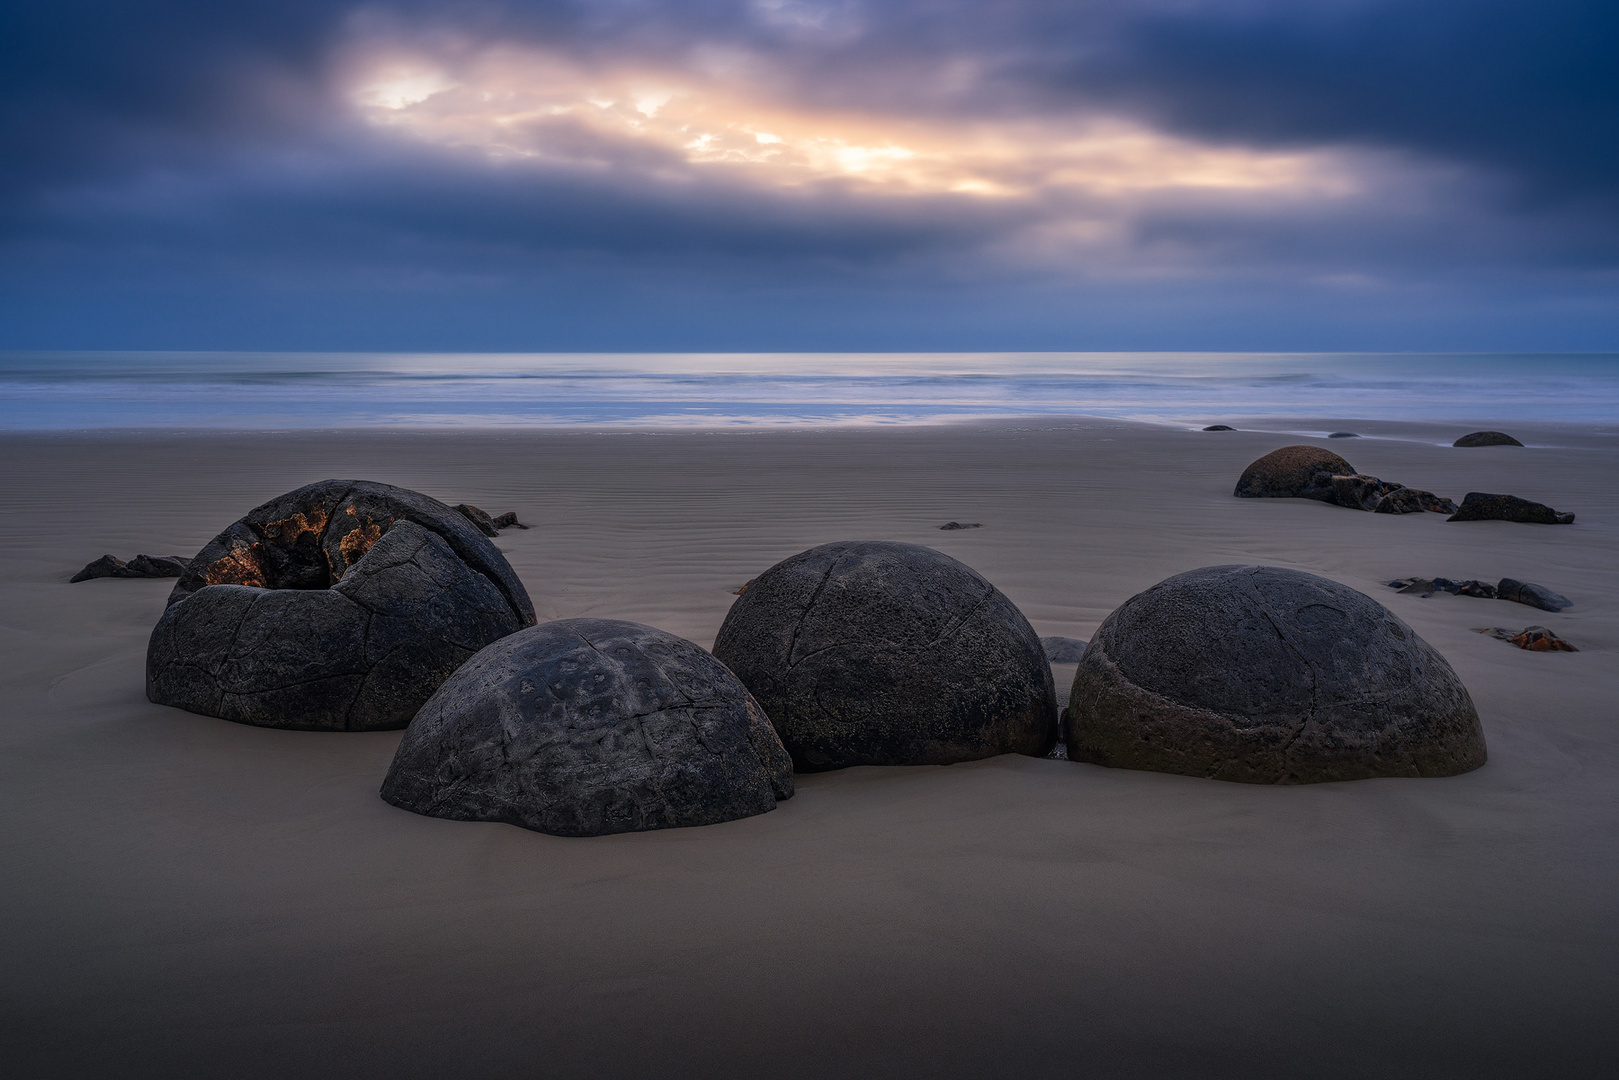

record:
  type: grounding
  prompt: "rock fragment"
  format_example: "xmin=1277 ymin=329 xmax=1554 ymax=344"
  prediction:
xmin=453 ymin=503 xmax=501 ymax=537
xmin=938 ymin=521 xmax=982 ymax=530
xmin=1040 ymin=636 xmax=1089 ymax=663
xmin=71 ymin=554 xmax=190 ymax=582
xmin=1448 ymin=493 xmax=1574 ymax=524
xmin=1203 ymin=424 xmax=1235 ymax=431
xmin=1497 ymin=578 xmax=1572 ymax=612
xmin=1328 ymin=431 xmax=1360 ymax=439
xmin=1476 ymin=626 xmax=1577 ymax=652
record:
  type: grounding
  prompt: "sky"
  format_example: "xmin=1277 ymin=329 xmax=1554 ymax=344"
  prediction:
xmin=1 ymin=0 xmax=1616 ymax=352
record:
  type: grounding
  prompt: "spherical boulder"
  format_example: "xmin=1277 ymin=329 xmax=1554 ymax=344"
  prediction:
xmin=1454 ymin=431 xmax=1523 ymax=448
xmin=147 ymin=480 xmax=535 ymax=730
xmin=711 ymin=540 xmax=1057 ymax=771
xmin=1066 ymin=565 xmax=1486 ymax=783
xmin=1233 ymin=446 xmax=1354 ymax=500
xmin=381 ymin=619 xmax=794 ymax=836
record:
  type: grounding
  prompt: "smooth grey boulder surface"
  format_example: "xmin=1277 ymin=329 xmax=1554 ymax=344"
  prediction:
xmin=1233 ymin=446 xmax=1354 ymax=500
xmin=167 ymin=478 xmax=534 ymax=624
xmin=1454 ymin=431 xmax=1524 ymax=447
xmin=148 ymin=522 xmax=527 ymax=730
xmin=1498 ymin=578 xmax=1573 ymax=612
xmin=1041 ymin=636 xmax=1090 ymax=663
xmin=712 ymin=540 xmax=1057 ymax=771
xmin=1067 ymin=565 xmax=1486 ymax=784
xmin=381 ymin=619 xmax=794 ymax=837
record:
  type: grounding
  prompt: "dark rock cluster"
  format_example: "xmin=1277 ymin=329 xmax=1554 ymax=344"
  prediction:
xmin=382 ymin=619 xmax=794 ymax=836
xmin=1066 ymin=565 xmax=1486 ymax=784
xmin=72 ymin=553 xmax=190 ymax=582
xmin=147 ymin=481 xmax=535 ymax=731
xmin=1454 ymin=431 xmax=1524 ymax=447
xmin=1389 ymin=576 xmax=1571 ymax=611
xmin=712 ymin=540 xmax=1057 ymax=771
xmin=1234 ymin=446 xmax=1456 ymax=514
xmin=1448 ymin=492 xmax=1574 ymax=524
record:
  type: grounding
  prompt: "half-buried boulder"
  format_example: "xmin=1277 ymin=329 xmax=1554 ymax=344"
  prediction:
xmin=1454 ymin=431 xmax=1524 ymax=447
xmin=1234 ymin=446 xmax=1354 ymax=500
xmin=711 ymin=540 xmax=1057 ymax=771
xmin=1066 ymin=565 xmax=1485 ymax=783
xmin=381 ymin=619 xmax=794 ymax=836
xmin=1448 ymin=493 xmax=1574 ymax=524
xmin=147 ymin=480 xmax=535 ymax=730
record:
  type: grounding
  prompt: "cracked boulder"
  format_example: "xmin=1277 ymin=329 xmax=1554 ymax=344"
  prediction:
xmin=1234 ymin=446 xmax=1354 ymax=500
xmin=711 ymin=540 xmax=1057 ymax=771
xmin=380 ymin=619 xmax=793 ymax=836
xmin=1066 ymin=565 xmax=1485 ymax=783
xmin=147 ymin=480 xmax=535 ymax=730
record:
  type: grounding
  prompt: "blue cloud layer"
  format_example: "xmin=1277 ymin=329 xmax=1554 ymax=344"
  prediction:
xmin=1 ymin=1 xmax=1615 ymax=349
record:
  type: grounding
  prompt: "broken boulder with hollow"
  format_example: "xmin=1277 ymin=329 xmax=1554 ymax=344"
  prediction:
xmin=147 ymin=480 xmax=535 ymax=730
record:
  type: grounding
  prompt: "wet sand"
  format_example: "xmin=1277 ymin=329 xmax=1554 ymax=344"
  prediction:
xmin=1 ymin=418 xmax=1616 ymax=1078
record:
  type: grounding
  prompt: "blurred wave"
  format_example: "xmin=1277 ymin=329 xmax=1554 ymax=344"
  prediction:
xmin=1 ymin=351 xmax=1615 ymax=429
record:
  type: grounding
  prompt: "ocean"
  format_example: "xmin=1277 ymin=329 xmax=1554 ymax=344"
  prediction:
xmin=1 ymin=351 xmax=1616 ymax=430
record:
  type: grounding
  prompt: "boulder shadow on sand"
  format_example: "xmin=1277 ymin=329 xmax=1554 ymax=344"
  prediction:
xmin=146 ymin=480 xmax=535 ymax=731
xmin=1066 ymin=565 xmax=1486 ymax=784
xmin=381 ymin=619 xmax=794 ymax=836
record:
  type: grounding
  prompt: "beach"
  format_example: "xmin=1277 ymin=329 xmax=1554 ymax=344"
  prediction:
xmin=2 ymin=416 xmax=1616 ymax=1078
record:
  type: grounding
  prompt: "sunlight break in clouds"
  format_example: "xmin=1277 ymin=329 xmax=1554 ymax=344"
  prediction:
xmin=345 ymin=44 xmax=1356 ymax=202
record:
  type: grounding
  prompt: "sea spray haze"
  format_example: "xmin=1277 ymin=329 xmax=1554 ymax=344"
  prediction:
xmin=2 ymin=352 xmax=1616 ymax=430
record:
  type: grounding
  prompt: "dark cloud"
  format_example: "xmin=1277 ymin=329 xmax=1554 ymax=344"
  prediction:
xmin=1 ymin=1 xmax=1615 ymax=348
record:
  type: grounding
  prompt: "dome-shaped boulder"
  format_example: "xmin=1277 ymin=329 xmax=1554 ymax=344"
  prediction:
xmin=711 ymin=540 xmax=1057 ymax=771
xmin=1234 ymin=446 xmax=1355 ymax=500
xmin=147 ymin=480 xmax=535 ymax=730
xmin=381 ymin=619 xmax=794 ymax=836
xmin=1454 ymin=431 xmax=1523 ymax=448
xmin=1066 ymin=565 xmax=1485 ymax=783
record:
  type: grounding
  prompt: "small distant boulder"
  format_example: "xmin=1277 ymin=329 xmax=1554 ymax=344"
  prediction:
xmin=381 ymin=619 xmax=794 ymax=836
xmin=1448 ymin=493 xmax=1574 ymax=524
xmin=1234 ymin=446 xmax=1354 ymax=501
xmin=1497 ymin=578 xmax=1572 ymax=612
xmin=1067 ymin=565 xmax=1485 ymax=783
xmin=712 ymin=540 xmax=1057 ymax=771
xmin=1328 ymin=432 xmax=1360 ymax=439
xmin=71 ymin=554 xmax=190 ymax=582
xmin=1203 ymin=425 xmax=1235 ymax=431
xmin=1477 ymin=626 xmax=1577 ymax=652
xmin=1040 ymin=636 xmax=1089 ymax=663
xmin=491 ymin=511 xmax=528 ymax=530
xmin=939 ymin=521 xmax=982 ymax=530
xmin=1454 ymin=431 xmax=1524 ymax=448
